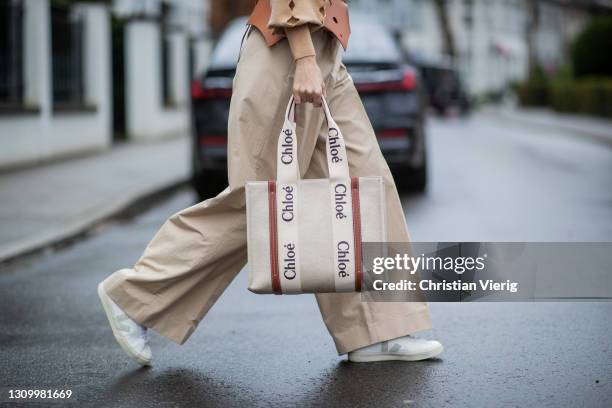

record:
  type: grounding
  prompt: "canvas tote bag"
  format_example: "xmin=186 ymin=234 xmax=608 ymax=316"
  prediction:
xmin=246 ymin=97 xmax=387 ymax=294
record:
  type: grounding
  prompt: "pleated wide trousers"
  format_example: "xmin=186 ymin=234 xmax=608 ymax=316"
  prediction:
xmin=102 ymin=28 xmax=432 ymax=354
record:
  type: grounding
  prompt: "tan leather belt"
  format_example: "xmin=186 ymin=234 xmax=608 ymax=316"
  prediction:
xmin=248 ymin=0 xmax=350 ymax=50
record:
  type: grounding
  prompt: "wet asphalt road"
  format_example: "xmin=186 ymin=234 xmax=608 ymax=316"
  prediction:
xmin=1 ymin=115 xmax=612 ymax=407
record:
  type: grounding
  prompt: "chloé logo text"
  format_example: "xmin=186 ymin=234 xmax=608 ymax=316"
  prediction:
xmin=337 ymin=241 xmax=351 ymax=278
xmin=283 ymin=243 xmax=296 ymax=280
xmin=280 ymin=185 xmax=294 ymax=222
xmin=334 ymin=183 xmax=348 ymax=220
xmin=281 ymin=129 xmax=294 ymax=165
xmin=328 ymin=128 xmax=343 ymax=163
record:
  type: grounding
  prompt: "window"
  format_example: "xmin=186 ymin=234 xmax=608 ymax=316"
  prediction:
xmin=160 ymin=1 xmax=172 ymax=106
xmin=463 ymin=0 xmax=474 ymax=27
xmin=0 ymin=0 xmax=24 ymax=108
xmin=343 ymin=15 xmax=402 ymax=64
xmin=51 ymin=4 xmax=85 ymax=109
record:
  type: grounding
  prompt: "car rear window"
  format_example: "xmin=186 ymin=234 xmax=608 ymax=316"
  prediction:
xmin=207 ymin=15 xmax=402 ymax=70
xmin=208 ymin=18 xmax=247 ymax=70
xmin=342 ymin=16 xmax=402 ymax=64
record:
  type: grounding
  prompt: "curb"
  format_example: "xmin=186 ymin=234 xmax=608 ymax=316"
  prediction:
xmin=0 ymin=176 xmax=190 ymax=266
xmin=485 ymin=108 xmax=612 ymax=147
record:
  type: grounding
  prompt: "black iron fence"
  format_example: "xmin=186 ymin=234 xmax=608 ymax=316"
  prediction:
xmin=0 ymin=0 xmax=24 ymax=107
xmin=161 ymin=35 xmax=172 ymax=106
xmin=160 ymin=1 xmax=172 ymax=106
xmin=51 ymin=4 xmax=85 ymax=108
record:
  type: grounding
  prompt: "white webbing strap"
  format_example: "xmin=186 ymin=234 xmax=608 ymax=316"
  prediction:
xmin=276 ymin=97 xmax=350 ymax=183
xmin=275 ymin=99 xmax=301 ymax=293
xmin=321 ymin=98 xmax=355 ymax=291
xmin=321 ymin=97 xmax=350 ymax=181
xmin=276 ymin=98 xmax=300 ymax=183
xmin=329 ymin=179 xmax=356 ymax=291
xmin=276 ymin=181 xmax=301 ymax=293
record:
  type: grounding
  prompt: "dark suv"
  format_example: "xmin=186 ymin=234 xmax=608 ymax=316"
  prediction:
xmin=191 ymin=15 xmax=428 ymax=199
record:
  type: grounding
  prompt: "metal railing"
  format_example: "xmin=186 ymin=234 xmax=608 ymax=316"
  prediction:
xmin=160 ymin=2 xmax=173 ymax=107
xmin=0 ymin=0 xmax=24 ymax=107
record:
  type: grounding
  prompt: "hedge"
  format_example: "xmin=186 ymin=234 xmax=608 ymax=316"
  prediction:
xmin=516 ymin=67 xmax=550 ymax=107
xmin=517 ymin=81 xmax=549 ymax=107
xmin=517 ymin=17 xmax=612 ymax=118
xmin=572 ymin=17 xmax=612 ymax=78
xmin=549 ymin=79 xmax=612 ymax=118
xmin=518 ymin=78 xmax=612 ymax=118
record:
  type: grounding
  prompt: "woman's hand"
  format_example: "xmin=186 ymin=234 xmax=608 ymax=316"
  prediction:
xmin=293 ymin=55 xmax=326 ymax=107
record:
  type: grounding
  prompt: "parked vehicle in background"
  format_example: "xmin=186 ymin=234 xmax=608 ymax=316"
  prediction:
xmin=190 ymin=16 xmax=429 ymax=200
xmin=190 ymin=19 xmax=242 ymax=199
xmin=412 ymin=56 xmax=471 ymax=116
xmin=342 ymin=14 xmax=429 ymax=192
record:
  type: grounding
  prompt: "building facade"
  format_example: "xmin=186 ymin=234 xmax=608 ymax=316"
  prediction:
xmin=0 ymin=0 xmax=112 ymax=168
xmin=0 ymin=0 xmax=211 ymax=169
xmin=351 ymin=0 xmax=602 ymax=97
xmin=113 ymin=0 xmax=211 ymax=140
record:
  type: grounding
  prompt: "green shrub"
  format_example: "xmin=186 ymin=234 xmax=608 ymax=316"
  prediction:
xmin=517 ymin=17 xmax=612 ymax=118
xmin=518 ymin=83 xmax=548 ymax=106
xmin=517 ymin=67 xmax=550 ymax=106
xmin=549 ymin=78 xmax=612 ymax=118
xmin=572 ymin=17 xmax=612 ymax=78
xmin=548 ymin=80 xmax=574 ymax=113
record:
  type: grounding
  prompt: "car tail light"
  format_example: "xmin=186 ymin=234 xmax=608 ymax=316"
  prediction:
xmin=377 ymin=128 xmax=410 ymax=138
xmin=191 ymin=80 xmax=232 ymax=100
xmin=401 ymin=69 xmax=416 ymax=90
xmin=355 ymin=68 xmax=417 ymax=93
xmin=199 ymin=135 xmax=227 ymax=146
xmin=191 ymin=80 xmax=205 ymax=99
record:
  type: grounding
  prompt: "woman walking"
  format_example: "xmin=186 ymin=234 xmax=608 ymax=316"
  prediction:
xmin=97 ymin=0 xmax=443 ymax=366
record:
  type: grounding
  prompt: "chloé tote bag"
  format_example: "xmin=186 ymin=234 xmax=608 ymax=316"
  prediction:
xmin=246 ymin=97 xmax=387 ymax=294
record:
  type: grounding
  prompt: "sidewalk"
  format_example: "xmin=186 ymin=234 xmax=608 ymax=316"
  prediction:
xmin=485 ymin=106 xmax=612 ymax=145
xmin=0 ymin=136 xmax=190 ymax=263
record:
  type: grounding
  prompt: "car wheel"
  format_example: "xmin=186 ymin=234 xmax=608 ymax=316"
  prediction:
xmin=191 ymin=171 xmax=226 ymax=201
xmin=394 ymin=160 xmax=427 ymax=193
xmin=409 ymin=163 xmax=427 ymax=193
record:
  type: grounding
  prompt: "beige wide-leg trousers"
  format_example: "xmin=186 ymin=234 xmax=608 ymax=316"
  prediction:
xmin=103 ymin=28 xmax=432 ymax=354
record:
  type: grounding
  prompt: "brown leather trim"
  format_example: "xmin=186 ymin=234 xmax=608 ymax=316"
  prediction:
xmin=248 ymin=0 xmax=350 ymax=50
xmin=351 ymin=177 xmax=362 ymax=291
xmin=248 ymin=0 xmax=284 ymax=47
xmin=323 ymin=0 xmax=350 ymax=50
xmin=268 ymin=180 xmax=281 ymax=294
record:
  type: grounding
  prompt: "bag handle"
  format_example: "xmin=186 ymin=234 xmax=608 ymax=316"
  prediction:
xmin=276 ymin=96 xmax=350 ymax=183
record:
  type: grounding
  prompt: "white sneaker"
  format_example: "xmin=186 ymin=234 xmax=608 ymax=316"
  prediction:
xmin=348 ymin=335 xmax=443 ymax=362
xmin=97 ymin=282 xmax=152 ymax=366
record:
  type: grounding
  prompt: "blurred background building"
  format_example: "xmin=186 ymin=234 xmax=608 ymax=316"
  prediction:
xmin=352 ymin=0 xmax=612 ymax=96
xmin=0 ymin=0 xmax=211 ymax=168
xmin=1 ymin=0 xmax=113 ymax=168
xmin=1 ymin=0 xmax=611 ymax=169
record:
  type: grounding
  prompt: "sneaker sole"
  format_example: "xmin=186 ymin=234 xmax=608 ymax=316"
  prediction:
xmin=97 ymin=282 xmax=151 ymax=366
xmin=348 ymin=343 xmax=444 ymax=363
